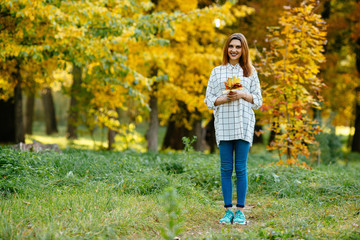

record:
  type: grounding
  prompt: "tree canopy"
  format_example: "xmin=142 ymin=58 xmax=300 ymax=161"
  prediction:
xmin=1 ymin=0 xmax=359 ymax=159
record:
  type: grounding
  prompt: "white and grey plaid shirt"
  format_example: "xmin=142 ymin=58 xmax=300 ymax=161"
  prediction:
xmin=204 ymin=63 xmax=262 ymax=146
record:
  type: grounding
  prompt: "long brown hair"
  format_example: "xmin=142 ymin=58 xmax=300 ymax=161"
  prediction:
xmin=222 ymin=33 xmax=252 ymax=77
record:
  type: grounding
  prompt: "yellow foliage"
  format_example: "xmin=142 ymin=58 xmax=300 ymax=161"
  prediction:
xmin=260 ymin=0 xmax=326 ymax=162
xmin=0 ymin=78 xmax=16 ymax=100
xmin=114 ymin=124 xmax=146 ymax=152
xmin=121 ymin=2 xmax=254 ymax=128
xmin=0 ymin=0 xmax=255 ymax=150
xmin=129 ymin=2 xmax=254 ymax=127
xmin=155 ymin=0 xmax=197 ymax=13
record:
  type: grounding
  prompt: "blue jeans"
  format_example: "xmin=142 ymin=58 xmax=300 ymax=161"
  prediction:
xmin=219 ymin=139 xmax=250 ymax=208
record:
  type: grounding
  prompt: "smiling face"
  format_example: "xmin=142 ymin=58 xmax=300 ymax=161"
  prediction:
xmin=222 ymin=33 xmax=252 ymax=77
xmin=227 ymin=39 xmax=242 ymax=65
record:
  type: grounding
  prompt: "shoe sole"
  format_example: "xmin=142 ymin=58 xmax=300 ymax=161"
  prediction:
xmin=219 ymin=221 xmax=232 ymax=225
xmin=233 ymin=222 xmax=247 ymax=225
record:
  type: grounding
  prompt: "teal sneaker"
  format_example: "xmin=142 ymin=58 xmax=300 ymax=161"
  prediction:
xmin=233 ymin=210 xmax=246 ymax=225
xmin=219 ymin=209 xmax=234 ymax=224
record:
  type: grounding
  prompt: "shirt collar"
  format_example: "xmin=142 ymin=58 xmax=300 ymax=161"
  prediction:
xmin=226 ymin=63 xmax=241 ymax=70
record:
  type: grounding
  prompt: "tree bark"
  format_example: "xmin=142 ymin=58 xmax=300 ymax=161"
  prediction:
xmin=42 ymin=87 xmax=58 ymax=135
xmin=189 ymin=111 xmax=204 ymax=151
xmin=146 ymin=90 xmax=159 ymax=152
xmin=0 ymin=98 xmax=15 ymax=143
xmin=351 ymin=37 xmax=360 ymax=152
xmin=14 ymin=62 xmax=24 ymax=143
xmin=351 ymin=87 xmax=360 ymax=152
xmin=25 ymin=92 xmax=35 ymax=135
xmin=205 ymin=115 xmax=216 ymax=153
xmin=268 ymin=120 xmax=281 ymax=146
xmin=67 ymin=64 xmax=82 ymax=139
xmin=108 ymin=128 xmax=116 ymax=150
xmin=253 ymin=124 xmax=263 ymax=144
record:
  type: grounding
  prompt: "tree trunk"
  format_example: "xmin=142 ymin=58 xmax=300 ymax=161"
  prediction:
xmin=67 ymin=64 xmax=82 ymax=139
xmin=352 ymin=89 xmax=360 ymax=152
xmin=253 ymin=124 xmax=263 ymax=144
xmin=42 ymin=87 xmax=58 ymax=135
xmin=189 ymin=111 xmax=204 ymax=151
xmin=14 ymin=63 xmax=24 ymax=143
xmin=268 ymin=121 xmax=277 ymax=145
xmin=108 ymin=128 xmax=116 ymax=150
xmin=25 ymin=92 xmax=35 ymax=135
xmin=351 ymin=37 xmax=360 ymax=152
xmin=205 ymin=115 xmax=216 ymax=153
xmin=146 ymin=91 xmax=159 ymax=152
xmin=0 ymin=98 xmax=15 ymax=143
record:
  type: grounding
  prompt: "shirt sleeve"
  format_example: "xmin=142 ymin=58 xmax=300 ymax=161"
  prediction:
xmin=249 ymin=68 xmax=263 ymax=110
xmin=204 ymin=68 xmax=219 ymax=111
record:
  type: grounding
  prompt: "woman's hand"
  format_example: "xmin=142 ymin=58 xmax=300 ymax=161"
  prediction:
xmin=214 ymin=95 xmax=229 ymax=106
xmin=227 ymin=91 xmax=241 ymax=101
xmin=214 ymin=91 xmax=253 ymax=106
xmin=215 ymin=93 xmax=239 ymax=106
xmin=227 ymin=91 xmax=254 ymax=103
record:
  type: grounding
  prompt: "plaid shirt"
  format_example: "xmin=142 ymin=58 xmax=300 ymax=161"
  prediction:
xmin=204 ymin=63 xmax=262 ymax=146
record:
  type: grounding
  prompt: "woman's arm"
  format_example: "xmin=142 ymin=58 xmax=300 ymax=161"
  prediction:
xmin=205 ymin=68 xmax=221 ymax=110
xmin=226 ymin=91 xmax=253 ymax=103
xmin=214 ymin=95 xmax=230 ymax=106
xmin=249 ymin=68 xmax=262 ymax=109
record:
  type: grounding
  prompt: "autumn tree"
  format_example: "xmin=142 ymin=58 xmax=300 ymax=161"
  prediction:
xmin=302 ymin=0 xmax=360 ymax=152
xmin=259 ymin=0 xmax=326 ymax=165
xmin=52 ymin=0 xmax=175 ymax=149
xmin=138 ymin=0 xmax=254 ymax=151
xmin=0 ymin=0 xmax=61 ymax=143
xmin=0 ymin=0 xmax=175 ymax=149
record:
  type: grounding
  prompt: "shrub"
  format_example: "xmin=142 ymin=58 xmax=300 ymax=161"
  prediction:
xmin=314 ymin=131 xmax=343 ymax=164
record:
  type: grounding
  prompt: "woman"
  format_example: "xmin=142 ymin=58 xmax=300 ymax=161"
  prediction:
xmin=204 ymin=33 xmax=262 ymax=225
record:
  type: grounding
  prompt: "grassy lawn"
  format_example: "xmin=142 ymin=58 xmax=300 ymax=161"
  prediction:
xmin=1 ymin=145 xmax=360 ymax=239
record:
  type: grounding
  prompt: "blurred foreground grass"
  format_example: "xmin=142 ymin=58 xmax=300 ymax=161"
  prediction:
xmin=1 ymin=146 xmax=359 ymax=239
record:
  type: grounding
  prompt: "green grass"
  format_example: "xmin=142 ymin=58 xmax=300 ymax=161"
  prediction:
xmin=1 ymin=146 xmax=360 ymax=239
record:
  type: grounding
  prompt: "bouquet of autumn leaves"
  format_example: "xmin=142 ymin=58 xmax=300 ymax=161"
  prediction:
xmin=223 ymin=76 xmax=242 ymax=94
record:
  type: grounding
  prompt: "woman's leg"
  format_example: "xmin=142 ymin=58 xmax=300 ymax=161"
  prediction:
xmin=219 ymin=140 xmax=234 ymax=208
xmin=234 ymin=139 xmax=250 ymax=209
